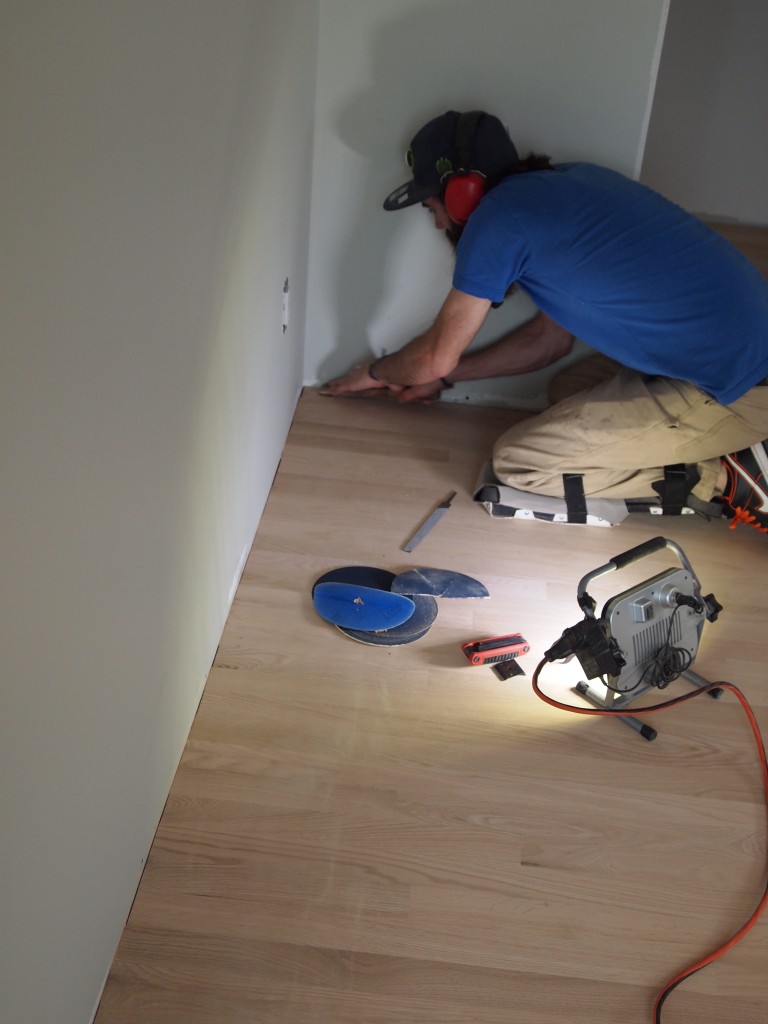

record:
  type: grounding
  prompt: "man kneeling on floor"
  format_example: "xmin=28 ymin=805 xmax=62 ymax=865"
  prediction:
xmin=326 ymin=110 xmax=768 ymax=534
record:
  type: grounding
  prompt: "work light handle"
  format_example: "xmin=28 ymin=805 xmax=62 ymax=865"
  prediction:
xmin=610 ymin=535 xmax=667 ymax=571
xmin=576 ymin=536 xmax=697 ymax=618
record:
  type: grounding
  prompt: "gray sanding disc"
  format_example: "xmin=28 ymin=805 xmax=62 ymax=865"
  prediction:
xmin=392 ymin=567 xmax=488 ymax=598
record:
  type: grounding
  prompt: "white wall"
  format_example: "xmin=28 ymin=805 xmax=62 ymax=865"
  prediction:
xmin=0 ymin=3 xmax=317 ymax=1023
xmin=641 ymin=0 xmax=768 ymax=226
xmin=0 ymin=4 xmax=674 ymax=1020
xmin=305 ymin=0 xmax=669 ymax=408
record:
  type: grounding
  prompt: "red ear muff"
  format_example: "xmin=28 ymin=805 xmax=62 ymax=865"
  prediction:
xmin=443 ymin=170 xmax=486 ymax=224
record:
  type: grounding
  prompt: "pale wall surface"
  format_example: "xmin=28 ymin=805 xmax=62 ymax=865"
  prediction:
xmin=0 ymin=4 xmax=676 ymax=1020
xmin=642 ymin=0 xmax=768 ymax=226
xmin=305 ymin=0 xmax=669 ymax=408
xmin=0 ymin=3 xmax=317 ymax=1022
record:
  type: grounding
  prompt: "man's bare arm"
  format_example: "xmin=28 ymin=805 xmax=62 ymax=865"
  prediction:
xmin=393 ymin=311 xmax=574 ymax=402
xmin=326 ymin=289 xmax=491 ymax=395
xmin=446 ymin=311 xmax=574 ymax=381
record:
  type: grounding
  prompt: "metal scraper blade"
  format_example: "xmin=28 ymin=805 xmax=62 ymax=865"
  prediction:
xmin=401 ymin=491 xmax=456 ymax=553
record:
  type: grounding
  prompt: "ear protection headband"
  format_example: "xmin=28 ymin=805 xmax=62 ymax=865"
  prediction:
xmin=442 ymin=111 xmax=487 ymax=224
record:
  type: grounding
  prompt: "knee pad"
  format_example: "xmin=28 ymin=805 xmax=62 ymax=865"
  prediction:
xmin=473 ymin=463 xmax=720 ymax=526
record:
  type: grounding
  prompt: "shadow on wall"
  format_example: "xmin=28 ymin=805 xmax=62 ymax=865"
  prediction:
xmin=316 ymin=0 xmax=560 ymax=389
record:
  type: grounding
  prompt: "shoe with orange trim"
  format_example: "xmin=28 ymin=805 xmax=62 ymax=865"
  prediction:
xmin=720 ymin=442 xmax=768 ymax=534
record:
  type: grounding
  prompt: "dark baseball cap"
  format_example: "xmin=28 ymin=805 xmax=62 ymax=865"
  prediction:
xmin=383 ymin=110 xmax=519 ymax=211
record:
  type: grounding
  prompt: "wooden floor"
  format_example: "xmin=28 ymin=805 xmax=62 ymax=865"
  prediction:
xmin=95 ymin=386 xmax=768 ymax=1024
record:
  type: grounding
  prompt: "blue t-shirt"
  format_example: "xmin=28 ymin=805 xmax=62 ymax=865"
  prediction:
xmin=453 ymin=163 xmax=768 ymax=404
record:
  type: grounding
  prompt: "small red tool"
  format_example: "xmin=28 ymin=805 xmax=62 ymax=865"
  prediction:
xmin=462 ymin=633 xmax=530 ymax=666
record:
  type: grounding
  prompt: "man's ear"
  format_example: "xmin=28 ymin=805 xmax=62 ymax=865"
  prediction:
xmin=443 ymin=171 xmax=487 ymax=223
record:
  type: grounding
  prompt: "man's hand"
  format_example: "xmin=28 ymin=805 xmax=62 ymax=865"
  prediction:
xmin=325 ymin=289 xmax=490 ymax=398
xmin=395 ymin=380 xmax=447 ymax=404
xmin=325 ymin=363 xmax=403 ymax=397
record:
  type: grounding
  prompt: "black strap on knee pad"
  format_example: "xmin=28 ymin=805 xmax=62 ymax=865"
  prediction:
xmin=651 ymin=463 xmax=700 ymax=515
xmin=562 ymin=473 xmax=587 ymax=524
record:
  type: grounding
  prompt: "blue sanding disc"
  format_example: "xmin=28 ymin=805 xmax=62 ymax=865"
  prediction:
xmin=313 ymin=582 xmax=415 ymax=631
xmin=312 ymin=566 xmax=437 ymax=646
xmin=312 ymin=566 xmax=396 ymax=594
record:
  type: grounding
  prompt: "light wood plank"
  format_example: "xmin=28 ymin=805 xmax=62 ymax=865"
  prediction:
xmin=95 ymin=382 xmax=768 ymax=1024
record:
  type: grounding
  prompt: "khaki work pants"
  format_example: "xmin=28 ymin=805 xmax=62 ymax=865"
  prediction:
xmin=492 ymin=369 xmax=768 ymax=502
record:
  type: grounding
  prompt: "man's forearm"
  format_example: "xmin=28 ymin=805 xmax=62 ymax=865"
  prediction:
xmin=326 ymin=297 xmax=567 ymax=398
xmin=367 ymin=288 xmax=492 ymax=386
xmin=368 ymin=328 xmax=444 ymax=386
xmin=443 ymin=312 xmax=574 ymax=384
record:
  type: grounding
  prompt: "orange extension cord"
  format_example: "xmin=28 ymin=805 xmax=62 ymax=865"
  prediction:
xmin=530 ymin=658 xmax=768 ymax=1023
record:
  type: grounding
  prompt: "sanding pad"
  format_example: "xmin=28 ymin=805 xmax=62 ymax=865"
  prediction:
xmin=313 ymin=582 xmax=415 ymax=631
xmin=313 ymin=566 xmax=437 ymax=646
xmin=312 ymin=566 xmax=396 ymax=594
xmin=336 ymin=593 xmax=437 ymax=646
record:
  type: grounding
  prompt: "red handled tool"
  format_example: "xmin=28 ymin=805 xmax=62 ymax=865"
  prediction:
xmin=462 ymin=633 xmax=530 ymax=666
